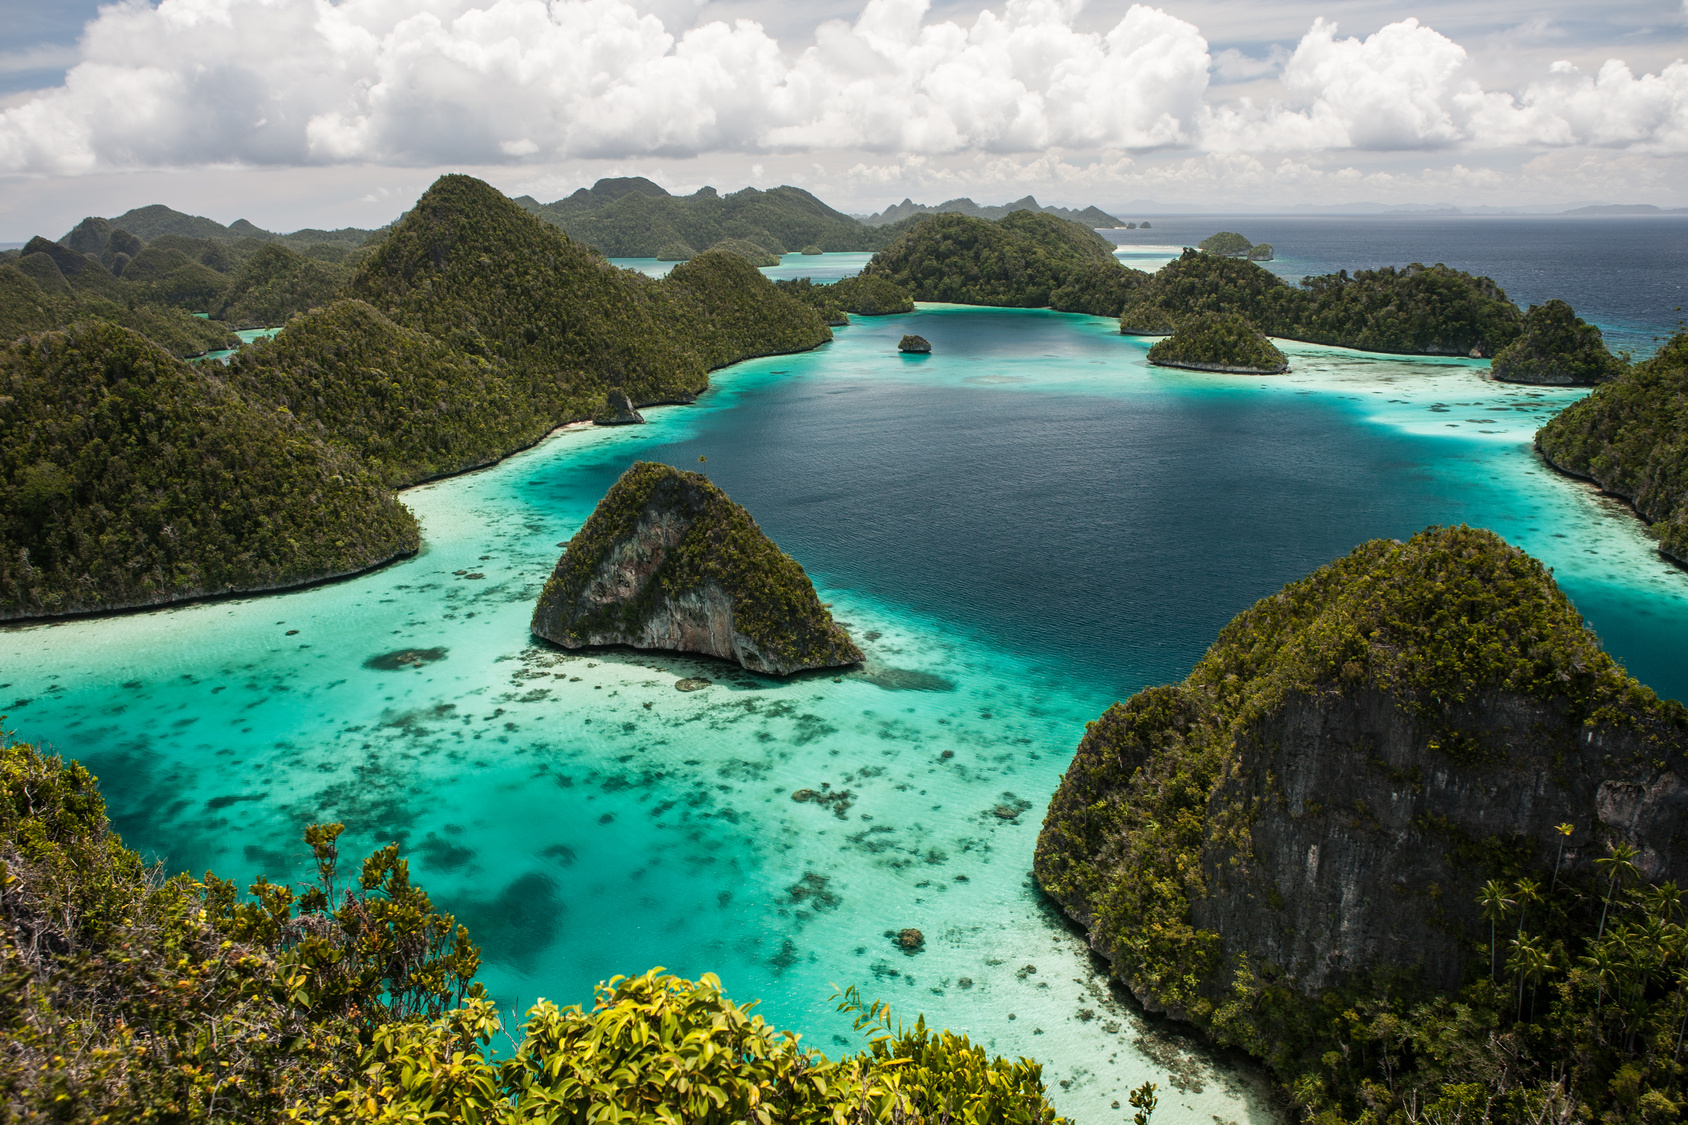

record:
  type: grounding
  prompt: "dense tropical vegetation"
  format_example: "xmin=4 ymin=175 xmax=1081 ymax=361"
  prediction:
xmin=776 ymin=275 xmax=915 ymax=321
xmin=1536 ymin=329 xmax=1688 ymax=563
xmin=0 ymin=174 xmax=835 ymax=618
xmin=0 ymin=321 xmax=417 ymax=620
xmin=533 ymin=177 xmax=899 ymax=257
xmin=0 ymin=257 xmax=236 ymax=358
xmin=2 ymin=206 xmax=380 ymax=342
xmin=1035 ymin=525 xmax=1688 ymax=1123
xmin=1145 ymin=311 xmax=1289 ymax=373
xmin=215 ymin=243 xmax=348 ymax=327
xmin=1197 ymin=231 xmax=1273 ymax=260
xmin=1118 ymin=250 xmax=1524 ymax=356
xmin=1491 ymin=298 xmax=1628 ymax=385
xmin=862 ymin=211 xmax=1143 ymax=314
xmin=0 ymin=733 xmax=1064 ymax=1123
xmin=706 ymin=237 xmax=782 ymax=266
xmin=828 ymin=274 xmax=917 ymax=315
xmin=229 ymin=298 xmax=549 ymax=487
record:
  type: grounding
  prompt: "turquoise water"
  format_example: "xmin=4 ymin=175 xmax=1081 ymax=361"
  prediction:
xmin=195 ymin=326 xmax=280 ymax=363
xmin=7 ymin=306 xmax=1688 ymax=1124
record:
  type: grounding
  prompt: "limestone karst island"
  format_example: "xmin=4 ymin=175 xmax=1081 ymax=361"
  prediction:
xmin=3 ymin=3 xmax=1688 ymax=1123
xmin=531 ymin=462 xmax=863 ymax=675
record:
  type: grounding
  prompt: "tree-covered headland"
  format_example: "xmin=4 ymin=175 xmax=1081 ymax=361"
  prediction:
xmin=1492 ymin=299 xmax=1627 ymax=386
xmin=1536 ymin=328 xmax=1688 ymax=564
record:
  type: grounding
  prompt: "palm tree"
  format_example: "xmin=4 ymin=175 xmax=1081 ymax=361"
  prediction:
xmin=1550 ymin=822 xmax=1574 ymax=893
xmin=1514 ymin=877 xmax=1543 ymax=936
xmin=1580 ymin=942 xmax=1621 ymax=1021
xmin=1508 ymin=932 xmax=1550 ymax=1021
xmin=1595 ymin=842 xmax=1640 ymax=940
xmin=1643 ymin=880 xmax=1682 ymax=924
xmin=1479 ymin=880 xmax=1516 ymax=981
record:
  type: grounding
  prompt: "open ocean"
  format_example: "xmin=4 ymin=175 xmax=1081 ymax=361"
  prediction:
xmin=6 ymin=220 xmax=1687 ymax=1123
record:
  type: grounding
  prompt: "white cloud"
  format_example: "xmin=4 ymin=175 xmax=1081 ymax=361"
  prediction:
xmin=0 ymin=0 xmax=1683 ymax=176
xmin=0 ymin=0 xmax=1211 ymax=172
xmin=1204 ymin=18 xmax=1688 ymax=155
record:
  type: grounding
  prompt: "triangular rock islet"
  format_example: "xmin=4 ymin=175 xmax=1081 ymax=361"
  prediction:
xmin=530 ymin=462 xmax=863 ymax=675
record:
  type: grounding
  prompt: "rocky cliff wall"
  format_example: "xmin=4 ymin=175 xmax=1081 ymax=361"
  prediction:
xmin=1193 ymin=687 xmax=1688 ymax=1001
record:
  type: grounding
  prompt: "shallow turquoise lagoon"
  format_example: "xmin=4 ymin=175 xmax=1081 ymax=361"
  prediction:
xmin=7 ymin=306 xmax=1687 ymax=1124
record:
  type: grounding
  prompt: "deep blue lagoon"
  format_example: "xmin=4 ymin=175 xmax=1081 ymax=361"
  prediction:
xmin=6 ymin=306 xmax=1687 ymax=1124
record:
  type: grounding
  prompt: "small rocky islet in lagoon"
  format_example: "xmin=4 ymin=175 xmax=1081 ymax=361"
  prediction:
xmin=530 ymin=461 xmax=862 ymax=674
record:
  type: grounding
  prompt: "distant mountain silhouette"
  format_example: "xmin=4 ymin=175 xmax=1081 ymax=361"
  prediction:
xmin=859 ymin=195 xmax=1122 ymax=228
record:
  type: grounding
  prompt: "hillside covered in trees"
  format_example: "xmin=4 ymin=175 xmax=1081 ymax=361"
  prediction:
xmin=0 ymin=321 xmax=419 ymax=620
xmin=861 ymin=211 xmax=1144 ymax=315
xmin=1146 ymin=311 xmax=1289 ymax=373
xmin=1536 ymin=329 xmax=1688 ymax=564
xmin=0 ymin=174 xmax=835 ymax=619
xmin=1118 ymin=249 xmax=1524 ymax=357
xmin=532 ymin=177 xmax=898 ymax=257
xmin=527 ymin=178 xmax=1128 ymax=259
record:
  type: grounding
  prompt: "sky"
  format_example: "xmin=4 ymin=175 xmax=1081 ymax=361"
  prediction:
xmin=1 ymin=0 xmax=1686 ymax=238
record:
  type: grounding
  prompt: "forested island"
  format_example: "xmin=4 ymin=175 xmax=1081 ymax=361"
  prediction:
xmin=1117 ymin=248 xmax=1523 ymax=356
xmin=858 ymin=194 xmax=1121 ymax=228
xmin=531 ymin=462 xmax=863 ymax=674
xmin=0 ymin=734 xmax=1068 ymax=1122
xmin=858 ymin=211 xmax=1141 ymax=316
xmin=3 ymin=208 xmax=373 ymax=349
xmin=1036 ymin=525 xmax=1688 ymax=1121
xmin=0 ymin=175 xmax=833 ymax=620
xmin=1196 ymin=231 xmax=1273 ymax=260
xmin=1145 ymin=312 xmax=1288 ymax=373
xmin=1492 ymin=299 xmax=1628 ymax=385
xmin=1536 ymin=329 xmax=1688 ymax=564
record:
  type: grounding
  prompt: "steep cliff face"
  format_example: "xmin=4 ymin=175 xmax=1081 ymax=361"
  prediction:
xmin=531 ymin=462 xmax=862 ymax=674
xmin=1196 ymin=687 xmax=1685 ymax=1001
xmin=1035 ymin=526 xmax=1688 ymax=1050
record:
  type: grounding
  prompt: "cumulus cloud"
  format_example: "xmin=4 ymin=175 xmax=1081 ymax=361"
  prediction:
xmin=0 ymin=0 xmax=1684 ymax=175
xmin=1206 ymin=17 xmax=1688 ymax=153
xmin=0 ymin=0 xmax=1212 ymax=173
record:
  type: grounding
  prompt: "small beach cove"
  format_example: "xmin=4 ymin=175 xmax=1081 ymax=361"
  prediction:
xmin=4 ymin=303 xmax=1686 ymax=1125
